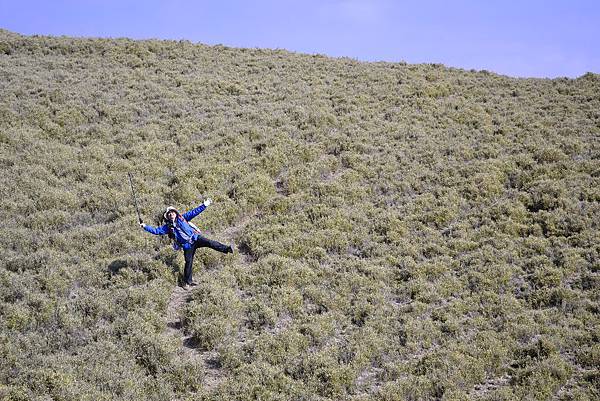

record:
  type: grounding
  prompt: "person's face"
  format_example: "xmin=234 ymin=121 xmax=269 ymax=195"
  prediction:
xmin=167 ymin=211 xmax=177 ymax=221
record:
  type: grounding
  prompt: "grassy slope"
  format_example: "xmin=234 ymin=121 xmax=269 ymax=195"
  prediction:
xmin=0 ymin=30 xmax=599 ymax=400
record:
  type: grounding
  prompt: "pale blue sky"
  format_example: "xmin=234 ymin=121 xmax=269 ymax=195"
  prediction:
xmin=1 ymin=0 xmax=598 ymax=78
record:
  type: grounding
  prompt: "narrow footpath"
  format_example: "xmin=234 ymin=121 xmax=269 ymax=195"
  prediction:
xmin=165 ymin=285 xmax=224 ymax=396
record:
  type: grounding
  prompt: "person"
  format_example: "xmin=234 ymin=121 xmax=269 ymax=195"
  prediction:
xmin=140 ymin=199 xmax=233 ymax=288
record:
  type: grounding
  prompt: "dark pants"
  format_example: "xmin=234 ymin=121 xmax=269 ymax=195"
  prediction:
xmin=183 ymin=236 xmax=231 ymax=284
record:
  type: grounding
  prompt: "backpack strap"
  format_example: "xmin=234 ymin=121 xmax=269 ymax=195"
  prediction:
xmin=178 ymin=215 xmax=201 ymax=235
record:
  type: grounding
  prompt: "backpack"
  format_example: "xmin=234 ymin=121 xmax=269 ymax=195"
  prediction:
xmin=167 ymin=215 xmax=201 ymax=249
xmin=186 ymin=218 xmax=201 ymax=234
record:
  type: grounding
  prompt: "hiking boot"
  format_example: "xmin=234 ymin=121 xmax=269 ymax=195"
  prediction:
xmin=188 ymin=281 xmax=198 ymax=287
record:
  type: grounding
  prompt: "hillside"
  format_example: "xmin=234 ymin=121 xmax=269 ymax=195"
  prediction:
xmin=0 ymin=29 xmax=599 ymax=401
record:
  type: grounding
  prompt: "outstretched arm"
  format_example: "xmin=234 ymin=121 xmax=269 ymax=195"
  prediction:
xmin=183 ymin=199 xmax=212 ymax=221
xmin=142 ymin=223 xmax=169 ymax=235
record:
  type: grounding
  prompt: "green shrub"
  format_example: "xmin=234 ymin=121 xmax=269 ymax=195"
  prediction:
xmin=185 ymin=281 xmax=242 ymax=350
xmin=1 ymin=30 xmax=598 ymax=400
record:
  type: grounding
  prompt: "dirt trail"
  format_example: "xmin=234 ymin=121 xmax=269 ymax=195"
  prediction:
xmin=164 ymin=219 xmax=254 ymax=397
xmin=165 ymin=285 xmax=224 ymax=394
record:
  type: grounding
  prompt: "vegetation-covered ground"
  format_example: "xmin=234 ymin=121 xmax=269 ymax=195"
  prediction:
xmin=0 ymin=29 xmax=599 ymax=400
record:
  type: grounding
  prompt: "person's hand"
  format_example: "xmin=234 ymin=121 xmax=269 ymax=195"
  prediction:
xmin=139 ymin=222 xmax=145 ymax=228
xmin=203 ymin=198 xmax=212 ymax=207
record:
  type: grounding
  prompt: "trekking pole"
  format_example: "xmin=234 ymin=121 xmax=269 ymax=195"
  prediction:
xmin=128 ymin=172 xmax=143 ymax=224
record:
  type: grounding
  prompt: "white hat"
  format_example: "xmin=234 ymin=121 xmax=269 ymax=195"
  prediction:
xmin=163 ymin=206 xmax=178 ymax=220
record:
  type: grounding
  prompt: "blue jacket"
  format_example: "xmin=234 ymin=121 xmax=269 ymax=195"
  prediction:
xmin=143 ymin=204 xmax=206 ymax=250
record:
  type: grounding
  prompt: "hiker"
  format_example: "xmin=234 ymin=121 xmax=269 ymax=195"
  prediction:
xmin=140 ymin=199 xmax=233 ymax=287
